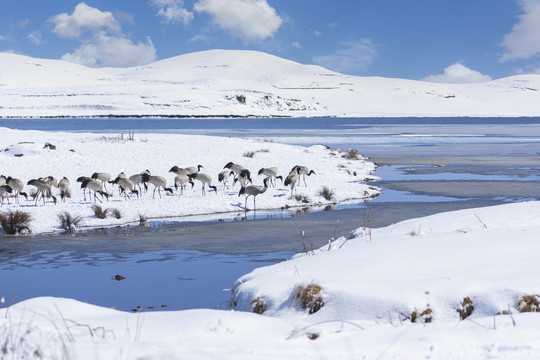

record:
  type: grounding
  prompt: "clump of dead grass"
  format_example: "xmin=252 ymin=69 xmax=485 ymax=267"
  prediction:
xmin=0 ymin=210 xmax=32 ymax=234
xmin=343 ymin=148 xmax=359 ymax=160
xmin=319 ymin=186 xmax=334 ymax=201
xmin=294 ymin=194 xmax=310 ymax=203
xmin=251 ymin=297 xmax=268 ymax=314
xmin=410 ymin=306 xmax=432 ymax=323
xmin=110 ymin=208 xmax=122 ymax=219
xmin=91 ymin=204 xmax=108 ymax=219
xmin=294 ymin=283 xmax=325 ymax=314
xmin=517 ymin=295 xmax=540 ymax=312
xmin=457 ymin=296 xmax=474 ymax=320
xmin=58 ymin=211 xmax=83 ymax=233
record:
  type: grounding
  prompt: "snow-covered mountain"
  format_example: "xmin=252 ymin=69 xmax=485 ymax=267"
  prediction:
xmin=1 ymin=49 xmax=539 ymax=118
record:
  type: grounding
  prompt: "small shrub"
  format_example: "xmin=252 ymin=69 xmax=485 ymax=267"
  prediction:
xmin=251 ymin=297 xmax=268 ymax=314
xmin=92 ymin=204 xmax=108 ymax=219
xmin=243 ymin=151 xmax=255 ymax=158
xmin=517 ymin=295 xmax=540 ymax=312
xmin=139 ymin=214 xmax=150 ymax=227
xmin=58 ymin=211 xmax=83 ymax=232
xmin=410 ymin=306 xmax=432 ymax=323
xmin=110 ymin=208 xmax=122 ymax=219
xmin=294 ymin=283 xmax=325 ymax=314
xmin=319 ymin=186 xmax=334 ymax=201
xmin=457 ymin=296 xmax=474 ymax=320
xmin=256 ymin=148 xmax=270 ymax=153
xmin=0 ymin=210 xmax=32 ymax=234
xmin=294 ymin=194 xmax=310 ymax=203
xmin=343 ymin=148 xmax=359 ymax=160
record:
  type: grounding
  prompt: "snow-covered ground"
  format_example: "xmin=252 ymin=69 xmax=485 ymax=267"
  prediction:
xmin=0 ymin=128 xmax=377 ymax=234
xmin=2 ymin=49 xmax=540 ymax=118
xmin=2 ymin=201 xmax=540 ymax=359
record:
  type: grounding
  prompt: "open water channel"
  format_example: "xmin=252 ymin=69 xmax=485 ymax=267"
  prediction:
xmin=1 ymin=117 xmax=540 ymax=311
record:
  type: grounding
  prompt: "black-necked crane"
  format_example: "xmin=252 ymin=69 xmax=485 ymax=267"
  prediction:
xmin=111 ymin=176 xmax=139 ymax=199
xmin=258 ymin=167 xmax=283 ymax=188
xmin=239 ymin=178 xmax=268 ymax=211
xmin=218 ymin=170 xmax=235 ymax=188
xmin=43 ymin=176 xmax=59 ymax=188
xmin=6 ymin=177 xmax=28 ymax=204
xmin=184 ymin=165 xmax=203 ymax=174
xmin=290 ymin=165 xmax=316 ymax=186
xmin=129 ymin=173 xmax=147 ymax=193
xmin=141 ymin=174 xmax=174 ymax=198
xmin=0 ymin=175 xmax=6 ymax=186
xmin=188 ymin=173 xmax=217 ymax=196
xmin=91 ymin=172 xmax=111 ymax=192
xmin=174 ymin=173 xmax=194 ymax=195
xmin=169 ymin=165 xmax=203 ymax=176
xmin=27 ymin=179 xmax=57 ymax=205
xmin=284 ymin=171 xmax=299 ymax=195
xmin=224 ymin=162 xmax=246 ymax=176
xmin=58 ymin=177 xmax=70 ymax=202
xmin=80 ymin=179 xmax=109 ymax=203
xmin=0 ymin=185 xmax=13 ymax=206
xmin=233 ymin=169 xmax=252 ymax=188
xmin=76 ymin=176 xmax=92 ymax=201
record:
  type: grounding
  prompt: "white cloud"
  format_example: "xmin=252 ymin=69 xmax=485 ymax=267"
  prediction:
xmin=28 ymin=31 xmax=42 ymax=45
xmin=61 ymin=35 xmax=156 ymax=67
xmin=187 ymin=34 xmax=212 ymax=43
xmin=313 ymin=39 xmax=378 ymax=73
xmin=49 ymin=3 xmax=156 ymax=67
xmin=313 ymin=30 xmax=321 ymax=36
xmin=49 ymin=2 xmax=120 ymax=38
xmin=151 ymin=0 xmax=193 ymax=25
xmin=423 ymin=63 xmax=492 ymax=83
xmin=500 ymin=0 xmax=540 ymax=62
xmin=193 ymin=0 xmax=282 ymax=43
xmin=0 ymin=35 xmax=6 ymax=41
xmin=291 ymin=41 xmax=301 ymax=49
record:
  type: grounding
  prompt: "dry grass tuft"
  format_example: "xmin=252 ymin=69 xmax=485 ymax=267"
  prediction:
xmin=517 ymin=295 xmax=540 ymax=312
xmin=343 ymin=148 xmax=359 ymax=160
xmin=410 ymin=306 xmax=432 ymax=323
xmin=251 ymin=297 xmax=268 ymax=314
xmin=0 ymin=210 xmax=32 ymax=234
xmin=294 ymin=194 xmax=310 ymax=203
xmin=294 ymin=283 xmax=325 ymax=314
xmin=319 ymin=186 xmax=334 ymax=201
xmin=91 ymin=204 xmax=108 ymax=219
xmin=58 ymin=211 xmax=83 ymax=232
xmin=243 ymin=151 xmax=255 ymax=158
xmin=110 ymin=208 xmax=122 ymax=219
xmin=457 ymin=296 xmax=474 ymax=320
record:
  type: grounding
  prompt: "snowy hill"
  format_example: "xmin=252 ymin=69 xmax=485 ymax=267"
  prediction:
xmin=1 ymin=49 xmax=540 ymax=118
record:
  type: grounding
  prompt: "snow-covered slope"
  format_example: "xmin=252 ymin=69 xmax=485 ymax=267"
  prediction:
xmin=1 ymin=49 xmax=540 ymax=118
xmin=3 ymin=201 xmax=540 ymax=359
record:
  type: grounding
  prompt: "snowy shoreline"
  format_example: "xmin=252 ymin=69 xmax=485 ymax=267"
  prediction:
xmin=0 ymin=128 xmax=378 ymax=235
xmin=2 ymin=200 xmax=540 ymax=359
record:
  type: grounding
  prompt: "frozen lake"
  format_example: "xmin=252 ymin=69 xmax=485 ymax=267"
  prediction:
xmin=1 ymin=117 xmax=539 ymax=311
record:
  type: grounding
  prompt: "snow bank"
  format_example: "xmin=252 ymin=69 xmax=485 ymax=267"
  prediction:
xmin=0 ymin=128 xmax=377 ymax=234
xmin=2 ymin=201 xmax=540 ymax=359
xmin=1 ymin=50 xmax=540 ymax=118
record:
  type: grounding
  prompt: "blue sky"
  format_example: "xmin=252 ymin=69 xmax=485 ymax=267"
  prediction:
xmin=1 ymin=0 xmax=540 ymax=82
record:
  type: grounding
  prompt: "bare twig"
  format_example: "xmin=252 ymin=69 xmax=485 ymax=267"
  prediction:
xmin=474 ymin=214 xmax=488 ymax=229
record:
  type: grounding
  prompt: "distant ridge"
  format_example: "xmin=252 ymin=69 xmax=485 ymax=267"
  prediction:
xmin=1 ymin=49 xmax=539 ymax=118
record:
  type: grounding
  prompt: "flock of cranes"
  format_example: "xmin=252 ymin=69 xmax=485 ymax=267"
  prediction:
xmin=0 ymin=163 xmax=316 ymax=211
